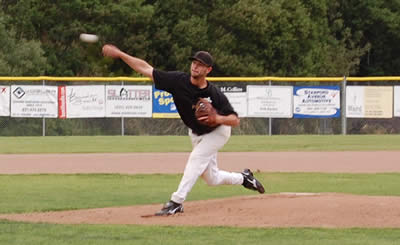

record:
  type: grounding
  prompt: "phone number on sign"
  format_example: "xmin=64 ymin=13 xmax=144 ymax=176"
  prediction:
xmin=22 ymin=107 xmax=47 ymax=112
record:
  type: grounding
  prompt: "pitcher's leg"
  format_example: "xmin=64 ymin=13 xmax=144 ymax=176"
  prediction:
xmin=201 ymin=153 xmax=243 ymax=186
xmin=171 ymin=126 xmax=231 ymax=203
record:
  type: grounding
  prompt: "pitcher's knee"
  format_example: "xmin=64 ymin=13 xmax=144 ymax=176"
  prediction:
xmin=202 ymin=175 xmax=219 ymax=186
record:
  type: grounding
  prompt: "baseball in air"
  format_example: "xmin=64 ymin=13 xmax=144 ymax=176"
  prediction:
xmin=79 ymin=33 xmax=99 ymax=43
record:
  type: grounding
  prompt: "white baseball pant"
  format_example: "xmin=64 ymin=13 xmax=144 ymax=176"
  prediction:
xmin=171 ymin=125 xmax=244 ymax=204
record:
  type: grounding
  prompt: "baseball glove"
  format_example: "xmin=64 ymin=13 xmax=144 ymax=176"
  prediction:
xmin=194 ymin=98 xmax=218 ymax=127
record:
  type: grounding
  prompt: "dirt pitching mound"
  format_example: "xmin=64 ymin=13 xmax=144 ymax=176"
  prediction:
xmin=2 ymin=193 xmax=400 ymax=228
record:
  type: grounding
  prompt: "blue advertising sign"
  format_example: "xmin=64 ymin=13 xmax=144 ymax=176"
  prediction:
xmin=293 ymin=86 xmax=340 ymax=118
xmin=152 ymin=86 xmax=179 ymax=118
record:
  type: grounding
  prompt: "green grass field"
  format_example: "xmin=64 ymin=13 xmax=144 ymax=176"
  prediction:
xmin=0 ymin=134 xmax=400 ymax=153
xmin=2 ymin=220 xmax=400 ymax=245
xmin=1 ymin=173 xmax=400 ymax=214
xmin=1 ymin=135 xmax=400 ymax=244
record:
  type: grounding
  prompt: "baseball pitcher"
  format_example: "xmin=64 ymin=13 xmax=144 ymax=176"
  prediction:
xmin=102 ymin=45 xmax=265 ymax=216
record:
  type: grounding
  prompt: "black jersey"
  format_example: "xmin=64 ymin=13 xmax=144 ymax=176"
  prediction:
xmin=153 ymin=69 xmax=237 ymax=135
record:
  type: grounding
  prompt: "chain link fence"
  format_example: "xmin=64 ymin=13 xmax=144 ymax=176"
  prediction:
xmin=1 ymin=77 xmax=399 ymax=136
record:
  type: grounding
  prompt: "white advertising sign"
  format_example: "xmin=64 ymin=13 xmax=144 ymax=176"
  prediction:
xmin=220 ymin=86 xmax=247 ymax=117
xmin=346 ymin=86 xmax=364 ymax=118
xmin=394 ymin=86 xmax=400 ymax=117
xmin=247 ymin=86 xmax=293 ymax=118
xmin=346 ymin=86 xmax=393 ymax=118
xmin=105 ymin=85 xmax=152 ymax=117
xmin=224 ymin=92 xmax=247 ymax=117
xmin=0 ymin=86 xmax=10 ymax=116
xmin=11 ymin=85 xmax=58 ymax=118
xmin=59 ymin=85 xmax=105 ymax=118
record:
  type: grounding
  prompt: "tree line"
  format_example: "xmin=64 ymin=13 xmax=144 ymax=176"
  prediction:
xmin=1 ymin=0 xmax=399 ymax=77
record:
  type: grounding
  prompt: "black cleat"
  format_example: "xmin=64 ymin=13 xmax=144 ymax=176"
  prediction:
xmin=155 ymin=200 xmax=184 ymax=216
xmin=242 ymin=168 xmax=265 ymax=194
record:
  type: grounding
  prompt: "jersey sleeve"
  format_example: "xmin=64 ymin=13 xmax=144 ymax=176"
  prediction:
xmin=211 ymin=87 xmax=238 ymax=116
xmin=218 ymin=93 xmax=238 ymax=116
xmin=152 ymin=69 xmax=184 ymax=93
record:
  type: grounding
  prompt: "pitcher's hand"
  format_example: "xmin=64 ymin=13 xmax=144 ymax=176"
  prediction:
xmin=102 ymin=44 xmax=122 ymax=59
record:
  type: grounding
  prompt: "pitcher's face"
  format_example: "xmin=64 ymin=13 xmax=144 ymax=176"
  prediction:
xmin=191 ymin=60 xmax=212 ymax=79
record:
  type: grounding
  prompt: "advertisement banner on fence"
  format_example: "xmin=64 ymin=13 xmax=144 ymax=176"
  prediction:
xmin=293 ymin=86 xmax=340 ymax=118
xmin=346 ymin=86 xmax=393 ymax=118
xmin=0 ymin=86 xmax=10 ymax=116
xmin=11 ymin=85 xmax=58 ymax=118
xmin=59 ymin=85 xmax=105 ymax=118
xmin=152 ymin=86 xmax=179 ymax=118
xmin=247 ymin=85 xmax=293 ymax=118
xmin=105 ymin=85 xmax=152 ymax=117
xmin=219 ymin=85 xmax=247 ymax=117
xmin=394 ymin=86 xmax=400 ymax=117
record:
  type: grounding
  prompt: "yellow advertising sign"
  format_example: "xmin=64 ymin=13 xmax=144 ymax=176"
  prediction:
xmin=363 ymin=86 xmax=393 ymax=118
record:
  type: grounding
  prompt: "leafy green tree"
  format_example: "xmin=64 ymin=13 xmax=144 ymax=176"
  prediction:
xmin=2 ymin=0 xmax=371 ymax=77
xmin=0 ymin=13 xmax=47 ymax=76
xmin=149 ymin=0 xmax=368 ymax=77
xmin=339 ymin=0 xmax=400 ymax=76
xmin=2 ymin=0 xmax=154 ymax=76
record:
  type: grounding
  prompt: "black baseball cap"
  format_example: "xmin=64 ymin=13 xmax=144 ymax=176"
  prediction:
xmin=189 ymin=51 xmax=213 ymax=67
